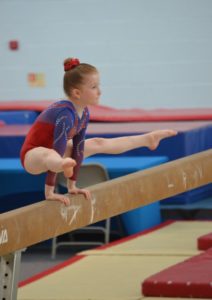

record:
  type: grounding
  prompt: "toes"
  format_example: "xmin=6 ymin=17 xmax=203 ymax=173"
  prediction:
xmin=62 ymin=158 xmax=75 ymax=178
xmin=167 ymin=129 xmax=177 ymax=136
xmin=65 ymin=169 xmax=73 ymax=178
xmin=66 ymin=158 xmax=76 ymax=167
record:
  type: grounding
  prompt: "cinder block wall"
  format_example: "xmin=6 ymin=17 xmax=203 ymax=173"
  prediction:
xmin=0 ymin=0 xmax=212 ymax=108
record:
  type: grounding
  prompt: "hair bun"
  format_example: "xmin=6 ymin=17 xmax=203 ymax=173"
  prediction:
xmin=64 ymin=58 xmax=80 ymax=72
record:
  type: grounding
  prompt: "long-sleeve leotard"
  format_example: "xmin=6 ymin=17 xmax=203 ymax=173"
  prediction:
xmin=20 ymin=100 xmax=89 ymax=187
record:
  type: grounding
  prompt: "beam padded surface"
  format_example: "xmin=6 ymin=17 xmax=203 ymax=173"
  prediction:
xmin=0 ymin=150 xmax=211 ymax=255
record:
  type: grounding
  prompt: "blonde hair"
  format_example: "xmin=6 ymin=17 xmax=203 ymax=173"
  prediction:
xmin=63 ymin=58 xmax=98 ymax=97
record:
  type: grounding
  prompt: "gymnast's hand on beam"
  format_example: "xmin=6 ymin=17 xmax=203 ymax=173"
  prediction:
xmin=67 ymin=180 xmax=91 ymax=200
xmin=45 ymin=184 xmax=71 ymax=206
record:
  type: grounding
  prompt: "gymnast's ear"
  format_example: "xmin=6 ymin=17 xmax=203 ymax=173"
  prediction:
xmin=71 ymin=88 xmax=81 ymax=100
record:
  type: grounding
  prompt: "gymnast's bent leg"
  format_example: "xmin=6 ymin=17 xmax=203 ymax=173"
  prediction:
xmin=24 ymin=147 xmax=76 ymax=178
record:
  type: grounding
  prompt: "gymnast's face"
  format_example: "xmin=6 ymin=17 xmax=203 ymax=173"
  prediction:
xmin=78 ymin=72 xmax=101 ymax=106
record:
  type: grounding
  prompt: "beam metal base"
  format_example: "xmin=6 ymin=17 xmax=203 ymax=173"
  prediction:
xmin=0 ymin=251 xmax=22 ymax=300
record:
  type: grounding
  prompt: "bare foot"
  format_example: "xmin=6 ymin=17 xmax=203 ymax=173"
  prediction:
xmin=147 ymin=130 xmax=177 ymax=150
xmin=62 ymin=158 xmax=76 ymax=178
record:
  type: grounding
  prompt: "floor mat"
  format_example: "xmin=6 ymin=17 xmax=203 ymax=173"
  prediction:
xmin=18 ymin=221 xmax=212 ymax=300
xmin=142 ymin=248 xmax=212 ymax=298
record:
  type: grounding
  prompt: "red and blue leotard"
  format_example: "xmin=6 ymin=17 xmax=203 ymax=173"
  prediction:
xmin=20 ymin=100 xmax=89 ymax=186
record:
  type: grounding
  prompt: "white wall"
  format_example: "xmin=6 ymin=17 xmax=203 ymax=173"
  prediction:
xmin=0 ymin=0 xmax=212 ymax=109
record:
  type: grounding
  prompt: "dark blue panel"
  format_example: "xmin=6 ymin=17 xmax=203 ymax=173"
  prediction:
xmin=0 ymin=110 xmax=39 ymax=124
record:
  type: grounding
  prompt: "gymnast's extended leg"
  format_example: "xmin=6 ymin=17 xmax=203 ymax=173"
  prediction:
xmin=64 ymin=129 xmax=177 ymax=201
xmin=82 ymin=129 xmax=177 ymax=158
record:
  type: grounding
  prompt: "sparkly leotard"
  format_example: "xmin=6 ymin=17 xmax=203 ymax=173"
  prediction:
xmin=20 ymin=100 xmax=89 ymax=186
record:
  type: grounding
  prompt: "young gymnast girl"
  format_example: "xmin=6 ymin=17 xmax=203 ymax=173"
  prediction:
xmin=20 ymin=57 xmax=177 ymax=205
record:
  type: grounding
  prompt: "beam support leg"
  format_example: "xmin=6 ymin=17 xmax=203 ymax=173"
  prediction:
xmin=0 ymin=250 xmax=22 ymax=300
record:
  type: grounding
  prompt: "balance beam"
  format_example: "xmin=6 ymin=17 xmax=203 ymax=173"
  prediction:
xmin=0 ymin=150 xmax=211 ymax=256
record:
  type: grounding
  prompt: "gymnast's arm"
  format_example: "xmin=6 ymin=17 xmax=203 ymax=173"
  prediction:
xmin=45 ymin=109 xmax=75 ymax=201
xmin=67 ymin=125 xmax=91 ymax=200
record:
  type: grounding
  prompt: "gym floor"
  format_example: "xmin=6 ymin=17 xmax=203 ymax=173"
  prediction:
xmin=20 ymin=228 xmax=124 ymax=282
xmin=18 ymin=221 xmax=212 ymax=300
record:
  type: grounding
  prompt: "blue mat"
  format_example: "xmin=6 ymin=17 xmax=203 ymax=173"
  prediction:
xmin=0 ymin=110 xmax=38 ymax=124
xmin=0 ymin=158 xmax=45 ymax=212
xmin=0 ymin=122 xmax=211 ymax=204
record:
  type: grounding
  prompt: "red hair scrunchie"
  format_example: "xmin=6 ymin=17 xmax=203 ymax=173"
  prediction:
xmin=64 ymin=58 xmax=80 ymax=71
